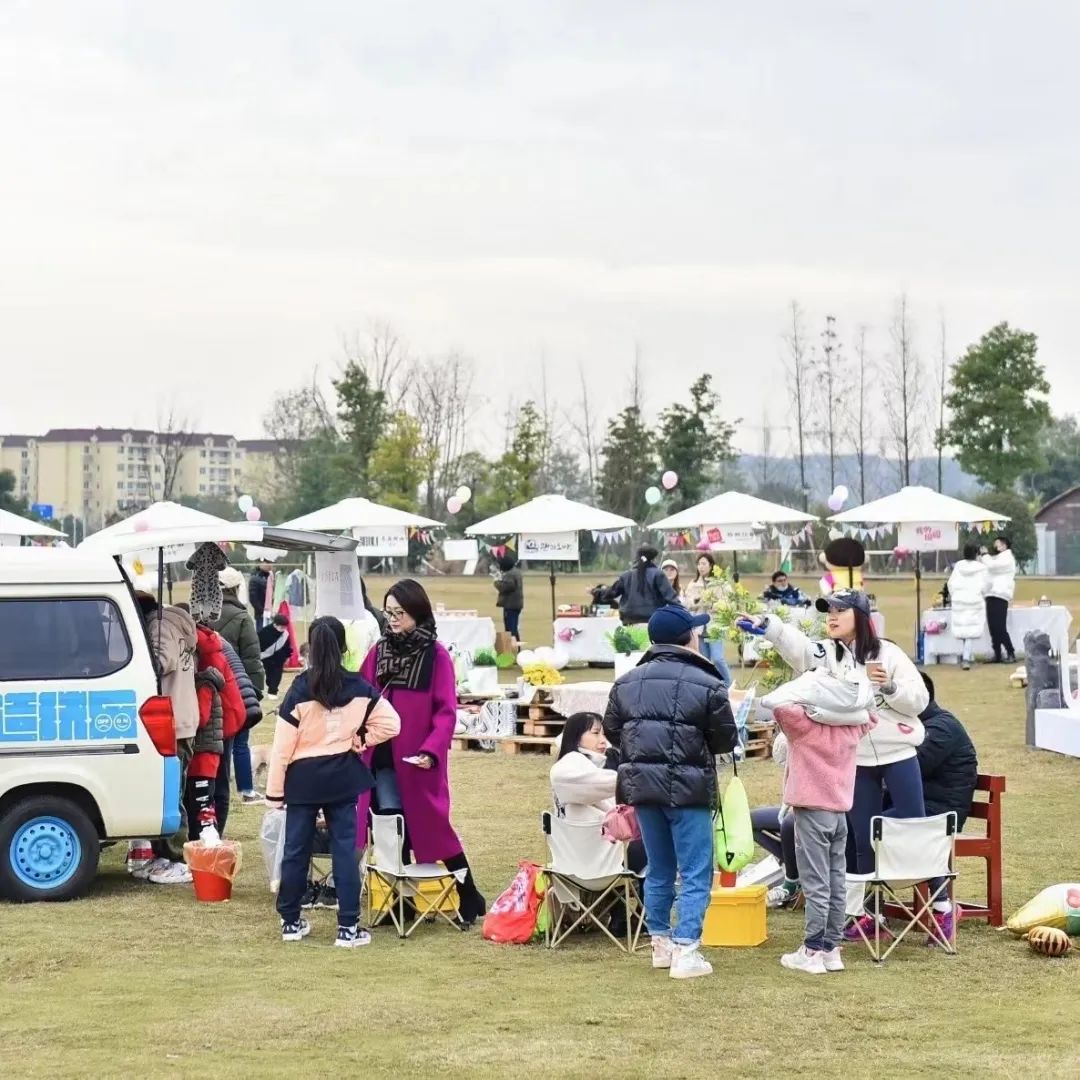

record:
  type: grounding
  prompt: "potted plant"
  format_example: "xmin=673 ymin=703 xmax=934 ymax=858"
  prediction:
xmin=466 ymin=647 xmax=500 ymax=695
xmin=609 ymin=624 xmax=650 ymax=678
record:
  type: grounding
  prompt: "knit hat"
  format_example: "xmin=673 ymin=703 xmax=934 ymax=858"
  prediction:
xmin=219 ymin=566 xmax=244 ymax=591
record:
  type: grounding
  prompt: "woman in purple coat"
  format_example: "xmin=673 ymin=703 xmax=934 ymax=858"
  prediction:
xmin=357 ymin=579 xmax=486 ymax=926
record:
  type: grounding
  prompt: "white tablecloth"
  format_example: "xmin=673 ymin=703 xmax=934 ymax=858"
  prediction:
xmin=553 ymin=616 xmax=621 ymax=664
xmin=549 ymin=681 xmax=616 ymax=719
xmin=438 ymin=615 xmax=497 ymax=656
xmin=922 ymin=605 xmax=1072 ymax=663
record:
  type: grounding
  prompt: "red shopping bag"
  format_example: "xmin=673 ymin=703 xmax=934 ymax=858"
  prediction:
xmin=482 ymin=861 xmax=546 ymax=944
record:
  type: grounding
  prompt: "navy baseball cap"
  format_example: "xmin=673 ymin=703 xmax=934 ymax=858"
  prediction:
xmin=648 ymin=604 xmax=710 ymax=645
xmin=815 ymin=588 xmax=871 ymax=617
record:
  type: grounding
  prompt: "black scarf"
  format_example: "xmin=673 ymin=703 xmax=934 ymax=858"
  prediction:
xmin=375 ymin=620 xmax=438 ymax=691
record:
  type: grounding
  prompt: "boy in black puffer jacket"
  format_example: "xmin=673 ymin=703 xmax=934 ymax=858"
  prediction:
xmin=604 ymin=605 xmax=737 ymax=981
xmin=915 ymin=673 xmax=978 ymax=828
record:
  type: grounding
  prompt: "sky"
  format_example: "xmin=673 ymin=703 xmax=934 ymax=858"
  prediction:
xmin=2 ymin=1 xmax=1078 ymax=458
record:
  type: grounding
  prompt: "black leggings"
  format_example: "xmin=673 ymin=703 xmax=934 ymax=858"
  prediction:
xmin=985 ymin=597 xmax=1015 ymax=660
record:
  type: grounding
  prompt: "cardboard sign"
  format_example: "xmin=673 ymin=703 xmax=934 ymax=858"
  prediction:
xmin=704 ymin=524 xmax=761 ymax=551
xmin=351 ymin=525 xmax=409 ymax=558
xmin=897 ymin=522 xmax=959 ymax=552
xmin=443 ymin=539 xmax=480 ymax=562
xmin=519 ymin=531 xmax=580 ymax=562
xmin=314 ymin=551 xmax=366 ymax=622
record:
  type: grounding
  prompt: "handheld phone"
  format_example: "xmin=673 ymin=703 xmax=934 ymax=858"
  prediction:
xmin=736 ymin=617 xmax=766 ymax=636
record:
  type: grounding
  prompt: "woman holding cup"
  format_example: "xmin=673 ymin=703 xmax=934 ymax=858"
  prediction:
xmin=738 ymin=589 xmax=932 ymax=939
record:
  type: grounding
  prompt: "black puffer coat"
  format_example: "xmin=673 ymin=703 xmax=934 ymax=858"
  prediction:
xmin=604 ymin=645 xmax=738 ymax=808
xmin=609 ymin=565 xmax=678 ymax=623
xmin=916 ymin=700 xmax=978 ymax=827
xmin=219 ymin=637 xmax=263 ymax=731
xmin=193 ymin=667 xmax=226 ymax=756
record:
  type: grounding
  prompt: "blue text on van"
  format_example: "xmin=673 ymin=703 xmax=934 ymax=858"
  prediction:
xmin=0 ymin=691 xmax=139 ymax=744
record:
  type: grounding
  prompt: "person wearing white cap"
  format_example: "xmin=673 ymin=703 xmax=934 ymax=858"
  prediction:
xmin=212 ymin=564 xmax=266 ymax=806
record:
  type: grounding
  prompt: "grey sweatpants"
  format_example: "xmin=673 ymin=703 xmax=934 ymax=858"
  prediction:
xmin=793 ymin=807 xmax=847 ymax=952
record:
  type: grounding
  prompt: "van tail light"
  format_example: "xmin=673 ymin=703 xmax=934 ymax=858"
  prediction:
xmin=139 ymin=696 xmax=177 ymax=757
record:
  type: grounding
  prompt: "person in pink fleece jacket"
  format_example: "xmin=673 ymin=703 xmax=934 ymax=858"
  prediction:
xmin=773 ymin=703 xmax=875 ymax=976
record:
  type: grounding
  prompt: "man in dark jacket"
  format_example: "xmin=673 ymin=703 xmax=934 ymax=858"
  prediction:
xmin=604 ymin=604 xmax=737 ymax=980
xmin=248 ymin=563 xmax=271 ymax=629
xmin=762 ymin=571 xmax=809 ymax=607
xmin=916 ymin=672 xmax=978 ymax=829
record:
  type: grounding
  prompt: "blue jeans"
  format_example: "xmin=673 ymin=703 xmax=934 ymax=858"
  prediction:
xmin=276 ymin=800 xmax=360 ymax=927
xmin=701 ymin=639 xmax=732 ymax=687
xmin=635 ymin=805 xmax=714 ymax=945
xmin=233 ymin=726 xmax=254 ymax=793
xmin=848 ymin=757 xmax=925 ymax=874
xmin=502 ymin=609 xmax=521 ymax=639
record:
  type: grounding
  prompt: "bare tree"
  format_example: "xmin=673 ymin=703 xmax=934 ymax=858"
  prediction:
xmin=261 ymin=376 xmax=336 ymax=499
xmin=811 ymin=314 xmax=846 ymax=491
xmin=845 ymin=325 xmax=873 ymax=503
xmin=783 ymin=301 xmax=812 ymax=509
xmin=934 ymin=316 xmax=950 ymax=493
xmin=758 ymin=408 xmax=774 ymax=490
xmin=566 ymin=364 xmax=600 ymax=498
xmin=882 ymin=295 xmax=924 ymax=486
xmin=140 ymin=408 xmax=197 ymax=507
xmin=341 ymin=321 xmax=409 ymax=407
xmin=407 ymin=351 xmax=477 ymax=517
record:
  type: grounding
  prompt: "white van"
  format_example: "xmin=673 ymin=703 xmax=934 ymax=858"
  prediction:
xmin=0 ymin=547 xmax=180 ymax=901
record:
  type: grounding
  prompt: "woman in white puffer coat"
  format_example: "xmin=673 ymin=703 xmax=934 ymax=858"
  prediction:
xmin=947 ymin=545 xmax=989 ymax=670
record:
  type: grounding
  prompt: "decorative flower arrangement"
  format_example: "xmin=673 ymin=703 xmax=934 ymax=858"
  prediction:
xmin=522 ymin=662 xmax=565 ymax=688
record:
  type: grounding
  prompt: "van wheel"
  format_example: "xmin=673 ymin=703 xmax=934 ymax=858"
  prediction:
xmin=0 ymin=796 xmax=100 ymax=902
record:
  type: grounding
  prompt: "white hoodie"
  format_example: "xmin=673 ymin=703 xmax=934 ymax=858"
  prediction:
xmin=549 ymin=749 xmax=617 ymax=825
xmin=762 ymin=616 xmax=927 ymax=766
xmin=981 ymin=548 xmax=1016 ymax=602
xmin=947 ymin=558 xmax=990 ymax=639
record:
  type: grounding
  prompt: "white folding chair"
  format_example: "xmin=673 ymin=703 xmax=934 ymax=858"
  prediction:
xmin=365 ymin=814 xmax=465 ymax=938
xmin=541 ymin=811 xmax=645 ymax=953
xmin=845 ymin=813 xmax=958 ymax=962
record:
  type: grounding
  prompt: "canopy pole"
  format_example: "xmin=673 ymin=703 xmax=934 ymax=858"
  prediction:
xmin=549 ymin=561 xmax=557 ymax=621
xmin=915 ymin=556 xmax=923 ymax=663
xmin=155 ymin=547 xmax=165 ymax=696
xmin=732 ymin=550 xmax=740 ymax=584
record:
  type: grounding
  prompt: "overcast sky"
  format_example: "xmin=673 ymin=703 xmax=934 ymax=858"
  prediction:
xmin=2 ymin=1 xmax=1077 ymax=458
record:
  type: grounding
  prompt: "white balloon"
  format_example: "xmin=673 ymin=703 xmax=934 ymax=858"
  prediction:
xmin=835 ymin=485 xmax=849 ymax=501
xmin=456 ymin=485 xmax=472 ymax=504
xmin=645 ymin=486 xmax=662 ymax=506
xmin=516 ymin=649 xmax=537 ymax=668
xmin=533 ymin=646 xmax=556 ymax=665
xmin=238 ymin=494 xmax=254 ymax=513
xmin=551 ymin=648 xmax=570 ymax=671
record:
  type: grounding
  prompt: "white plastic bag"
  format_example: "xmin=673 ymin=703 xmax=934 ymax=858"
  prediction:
xmin=259 ymin=808 xmax=287 ymax=893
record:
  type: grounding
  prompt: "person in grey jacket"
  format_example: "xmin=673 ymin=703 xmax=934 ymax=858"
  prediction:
xmin=212 ymin=567 xmax=266 ymax=804
xmin=493 ymin=552 xmax=524 ymax=640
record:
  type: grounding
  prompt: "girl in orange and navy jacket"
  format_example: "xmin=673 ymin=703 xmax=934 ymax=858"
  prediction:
xmin=267 ymin=616 xmax=400 ymax=948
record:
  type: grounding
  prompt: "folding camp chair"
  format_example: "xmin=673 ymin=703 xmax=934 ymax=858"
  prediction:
xmin=541 ymin=811 xmax=645 ymax=953
xmin=365 ymin=814 xmax=464 ymax=938
xmin=845 ymin=813 xmax=958 ymax=962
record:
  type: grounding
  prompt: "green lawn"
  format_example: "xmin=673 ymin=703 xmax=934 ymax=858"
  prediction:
xmin=2 ymin=575 xmax=1079 ymax=1078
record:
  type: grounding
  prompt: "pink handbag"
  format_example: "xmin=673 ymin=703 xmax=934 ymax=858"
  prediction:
xmin=601 ymin=804 xmax=641 ymax=844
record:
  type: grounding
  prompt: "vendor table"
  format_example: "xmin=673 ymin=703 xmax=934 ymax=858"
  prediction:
xmin=549 ymin=681 xmax=616 ymax=719
xmin=922 ymin=604 xmax=1071 ymax=664
xmin=438 ymin=615 xmax=497 ymax=656
xmin=553 ymin=616 xmax=621 ymax=664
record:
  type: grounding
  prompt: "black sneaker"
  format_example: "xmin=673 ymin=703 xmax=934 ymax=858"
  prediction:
xmin=281 ymin=918 xmax=311 ymax=943
xmin=314 ymin=884 xmax=339 ymax=910
xmin=335 ymin=925 xmax=372 ymax=949
xmin=301 ymin=881 xmax=319 ymax=909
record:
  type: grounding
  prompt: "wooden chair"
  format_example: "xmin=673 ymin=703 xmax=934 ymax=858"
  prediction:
xmin=955 ymin=774 xmax=1006 ymax=927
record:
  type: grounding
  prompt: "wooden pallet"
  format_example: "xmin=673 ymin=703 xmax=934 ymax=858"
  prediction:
xmin=451 ymin=733 xmax=559 ymax=756
xmin=743 ymin=721 xmax=775 ymax=760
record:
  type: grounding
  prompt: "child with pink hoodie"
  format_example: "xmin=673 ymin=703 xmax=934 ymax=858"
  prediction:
xmin=772 ymin=700 xmax=875 ymax=976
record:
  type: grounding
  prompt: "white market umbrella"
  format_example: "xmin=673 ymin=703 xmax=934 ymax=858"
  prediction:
xmin=467 ymin=494 xmax=637 ymax=618
xmin=829 ymin=485 xmax=1009 ymax=657
xmin=652 ymin=490 xmax=817 ymax=580
xmin=278 ymin=497 xmax=442 ymax=532
xmin=0 ymin=507 xmax=65 ymax=542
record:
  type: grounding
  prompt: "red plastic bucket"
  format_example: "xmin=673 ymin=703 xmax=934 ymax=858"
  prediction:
xmin=718 ymin=870 xmax=738 ymax=888
xmin=191 ymin=868 xmax=233 ymax=902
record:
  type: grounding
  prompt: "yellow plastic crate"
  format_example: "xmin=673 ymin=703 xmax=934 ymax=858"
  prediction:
xmin=701 ymin=880 xmax=767 ymax=948
xmin=367 ymin=869 xmax=460 ymax=917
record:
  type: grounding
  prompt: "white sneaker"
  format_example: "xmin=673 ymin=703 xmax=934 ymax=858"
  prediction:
xmin=669 ymin=943 xmax=713 ymax=980
xmin=240 ymin=791 xmax=266 ymax=806
xmin=132 ymin=857 xmax=172 ymax=881
xmin=651 ymin=935 xmax=674 ymax=969
xmin=148 ymin=861 xmax=193 ymax=885
xmin=281 ymin=918 xmax=311 ymax=942
xmin=780 ymin=945 xmax=828 ymax=975
xmin=822 ymin=947 xmax=845 ymax=972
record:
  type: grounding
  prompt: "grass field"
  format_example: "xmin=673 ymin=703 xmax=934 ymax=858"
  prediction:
xmin=2 ymin=575 xmax=1079 ymax=1079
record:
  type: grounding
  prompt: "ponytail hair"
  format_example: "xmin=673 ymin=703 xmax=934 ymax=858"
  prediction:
xmin=307 ymin=615 xmax=347 ymax=708
xmin=635 ymin=545 xmax=659 ymax=583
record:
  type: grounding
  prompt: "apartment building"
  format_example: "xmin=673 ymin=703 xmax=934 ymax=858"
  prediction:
xmin=0 ymin=428 xmax=285 ymax=529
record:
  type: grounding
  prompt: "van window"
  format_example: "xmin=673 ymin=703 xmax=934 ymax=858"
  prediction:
xmin=0 ymin=599 xmax=132 ymax=681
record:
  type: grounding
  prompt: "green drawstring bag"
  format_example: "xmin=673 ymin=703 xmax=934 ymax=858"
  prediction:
xmin=714 ymin=771 xmax=755 ymax=874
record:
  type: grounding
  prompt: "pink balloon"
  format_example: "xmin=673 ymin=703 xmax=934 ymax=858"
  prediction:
xmin=245 ymin=507 xmax=261 ymax=522
xmin=446 ymin=496 xmax=463 ymax=515
xmin=827 ymin=494 xmax=844 ymax=512
xmin=133 ymin=519 xmax=150 ymax=533
xmin=662 ymin=470 xmax=678 ymax=491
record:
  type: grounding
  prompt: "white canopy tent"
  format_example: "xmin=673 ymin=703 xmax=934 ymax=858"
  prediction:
xmin=278 ymin=497 xmax=443 ymax=561
xmin=0 ymin=508 xmax=65 ymax=545
xmin=651 ymin=490 xmax=817 ymax=579
xmin=467 ymin=494 xmax=637 ymax=617
xmin=829 ymin=485 xmax=1009 ymax=657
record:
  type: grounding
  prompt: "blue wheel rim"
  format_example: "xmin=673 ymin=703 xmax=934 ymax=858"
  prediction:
xmin=10 ymin=816 xmax=82 ymax=889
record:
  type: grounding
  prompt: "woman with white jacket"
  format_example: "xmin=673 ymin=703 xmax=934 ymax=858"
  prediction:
xmin=550 ymin=713 xmax=618 ymax=825
xmin=742 ymin=589 xmax=931 ymax=938
xmin=981 ymin=536 xmax=1017 ymax=663
xmin=947 ymin=545 xmax=990 ymax=669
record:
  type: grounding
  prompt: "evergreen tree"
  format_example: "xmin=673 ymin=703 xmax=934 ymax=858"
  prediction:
xmin=598 ymin=405 xmax=658 ymax=521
